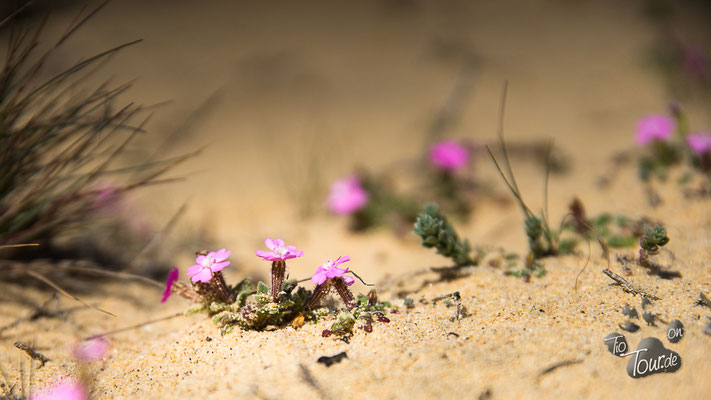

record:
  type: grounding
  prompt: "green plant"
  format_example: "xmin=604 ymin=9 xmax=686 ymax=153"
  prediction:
xmin=486 ymin=83 xmax=558 ymax=261
xmin=639 ymin=224 xmax=670 ymax=260
xmin=412 ymin=203 xmax=477 ymax=266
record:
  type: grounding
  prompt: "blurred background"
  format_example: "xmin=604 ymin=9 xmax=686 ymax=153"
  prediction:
xmin=1 ymin=0 xmax=710 ymax=283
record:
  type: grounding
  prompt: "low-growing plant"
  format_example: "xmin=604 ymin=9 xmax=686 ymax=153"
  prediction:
xmin=485 ymin=84 xmax=560 ymax=268
xmin=638 ymin=224 xmax=670 ymax=261
xmin=412 ymin=203 xmax=477 ymax=267
xmin=165 ymin=240 xmax=391 ymax=337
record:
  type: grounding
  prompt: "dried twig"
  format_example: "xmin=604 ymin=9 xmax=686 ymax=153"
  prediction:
xmin=538 ymin=359 xmax=583 ymax=378
xmin=602 ymin=268 xmax=660 ymax=300
xmin=696 ymin=292 xmax=711 ymax=310
xmin=83 ymin=312 xmax=182 ymax=341
xmin=13 ymin=267 xmax=116 ymax=317
xmin=13 ymin=342 xmax=50 ymax=367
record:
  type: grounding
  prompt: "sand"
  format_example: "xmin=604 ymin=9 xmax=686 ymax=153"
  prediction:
xmin=1 ymin=1 xmax=710 ymax=399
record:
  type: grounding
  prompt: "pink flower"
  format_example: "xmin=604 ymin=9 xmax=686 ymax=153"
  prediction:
xmin=32 ymin=377 xmax=87 ymax=400
xmin=72 ymin=337 xmax=110 ymax=362
xmin=255 ymin=238 xmax=304 ymax=261
xmin=635 ymin=115 xmax=675 ymax=146
xmin=161 ymin=267 xmax=179 ymax=303
xmin=186 ymin=248 xmax=231 ymax=283
xmin=429 ymin=139 xmax=471 ymax=171
xmin=686 ymin=132 xmax=711 ymax=155
xmin=311 ymin=256 xmax=355 ymax=286
xmin=326 ymin=175 xmax=369 ymax=215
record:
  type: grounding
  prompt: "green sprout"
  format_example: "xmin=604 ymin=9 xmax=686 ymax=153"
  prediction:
xmin=412 ymin=203 xmax=477 ymax=266
xmin=639 ymin=224 xmax=670 ymax=260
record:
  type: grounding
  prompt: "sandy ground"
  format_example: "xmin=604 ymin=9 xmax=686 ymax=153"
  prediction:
xmin=1 ymin=0 xmax=710 ymax=399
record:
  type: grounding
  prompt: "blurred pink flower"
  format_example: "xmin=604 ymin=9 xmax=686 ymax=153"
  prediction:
xmin=635 ymin=115 xmax=675 ymax=146
xmin=311 ymin=256 xmax=354 ymax=286
xmin=186 ymin=248 xmax=231 ymax=283
xmin=72 ymin=337 xmax=110 ymax=362
xmin=429 ymin=139 xmax=471 ymax=171
xmin=255 ymin=238 xmax=303 ymax=261
xmin=161 ymin=267 xmax=180 ymax=303
xmin=327 ymin=175 xmax=369 ymax=215
xmin=686 ymin=132 xmax=711 ymax=155
xmin=32 ymin=377 xmax=87 ymax=400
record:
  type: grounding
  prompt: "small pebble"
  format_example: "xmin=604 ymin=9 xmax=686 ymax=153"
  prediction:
xmin=621 ymin=304 xmax=638 ymax=319
xmin=642 ymin=312 xmax=657 ymax=326
xmin=666 ymin=320 xmax=684 ymax=343
xmin=619 ymin=321 xmax=640 ymax=333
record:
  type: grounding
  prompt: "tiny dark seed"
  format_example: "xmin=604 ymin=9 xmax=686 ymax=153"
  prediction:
xmin=322 ymin=330 xmax=331 ymax=337
xmin=378 ymin=316 xmax=390 ymax=323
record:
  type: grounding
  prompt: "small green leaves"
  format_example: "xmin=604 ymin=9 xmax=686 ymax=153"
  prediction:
xmin=256 ymin=281 xmax=269 ymax=295
xmin=639 ymin=224 xmax=670 ymax=259
xmin=413 ymin=203 xmax=476 ymax=266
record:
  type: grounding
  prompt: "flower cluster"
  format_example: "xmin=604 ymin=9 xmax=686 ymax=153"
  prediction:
xmin=256 ymin=238 xmax=304 ymax=261
xmin=311 ymin=256 xmax=355 ymax=286
xmin=636 ymin=115 xmax=675 ymax=146
xmin=429 ymin=139 xmax=471 ymax=171
xmin=687 ymin=132 xmax=711 ymax=155
xmin=186 ymin=248 xmax=231 ymax=283
xmin=327 ymin=175 xmax=369 ymax=215
xmin=161 ymin=239 xmax=378 ymax=335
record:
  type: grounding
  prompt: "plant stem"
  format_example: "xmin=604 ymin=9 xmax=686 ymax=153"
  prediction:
xmin=333 ymin=278 xmax=356 ymax=310
xmin=271 ymin=260 xmax=286 ymax=303
xmin=305 ymin=280 xmax=331 ymax=310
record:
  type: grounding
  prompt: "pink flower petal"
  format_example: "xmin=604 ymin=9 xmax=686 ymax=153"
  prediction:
xmin=195 ymin=255 xmax=207 ymax=265
xmin=343 ymin=276 xmax=355 ymax=286
xmin=332 ymin=256 xmax=351 ymax=268
xmin=72 ymin=337 xmax=110 ymax=362
xmin=211 ymin=260 xmax=230 ymax=272
xmin=256 ymin=250 xmax=278 ymax=261
xmin=311 ymin=270 xmax=328 ymax=285
xmin=264 ymin=238 xmax=276 ymax=251
xmin=32 ymin=377 xmax=87 ymax=400
xmin=274 ymin=238 xmax=285 ymax=248
xmin=192 ymin=268 xmax=213 ymax=283
xmin=161 ymin=267 xmax=179 ymax=303
xmin=186 ymin=264 xmax=202 ymax=276
xmin=211 ymin=248 xmax=231 ymax=262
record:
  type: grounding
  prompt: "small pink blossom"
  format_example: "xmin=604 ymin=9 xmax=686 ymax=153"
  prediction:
xmin=326 ymin=175 xmax=369 ymax=215
xmin=161 ymin=267 xmax=179 ymax=303
xmin=635 ymin=115 xmax=675 ymax=146
xmin=186 ymin=248 xmax=231 ymax=283
xmin=429 ymin=139 xmax=471 ymax=171
xmin=686 ymin=132 xmax=711 ymax=155
xmin=32 ymin=377 xmax=87 ymax=400
xmin=72 ymin=337 xmax=110 ymax=362
xmin=255 ymin=238 xmax=304 ymax=261
xmin=311 ymin=256 xmax=355 ymax=286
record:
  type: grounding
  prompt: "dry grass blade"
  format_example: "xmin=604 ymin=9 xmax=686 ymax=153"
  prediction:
xmin=15 ymin=267 xmax=116 ymax=317
xmin=83 ymin=312 xmax=182 ymax=341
